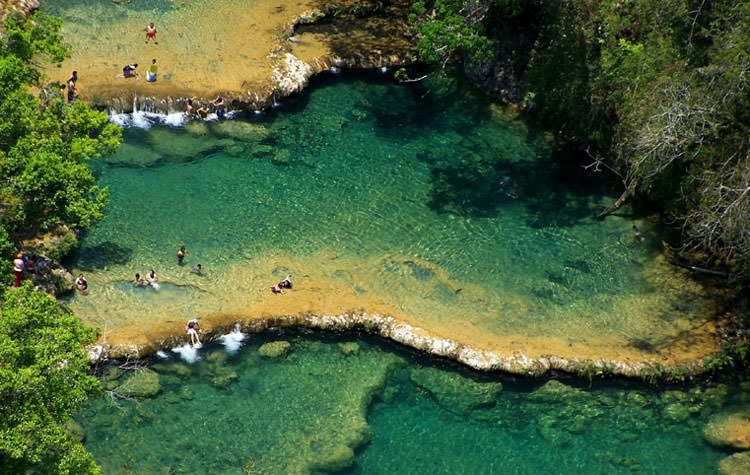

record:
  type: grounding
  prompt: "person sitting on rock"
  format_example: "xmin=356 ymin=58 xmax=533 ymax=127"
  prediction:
xmin=186 ymin=319 xmax=201 ymax=346
xmin=118 ymin=63 xmax=139 ymax=78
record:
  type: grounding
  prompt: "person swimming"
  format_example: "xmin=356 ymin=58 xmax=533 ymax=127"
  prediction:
xmin=191 ymin=264 xmax=202 ymax=274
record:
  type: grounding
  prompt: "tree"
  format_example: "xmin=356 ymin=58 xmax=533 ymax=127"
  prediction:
xmin=0 ymin=283 xmax=101 ymax=474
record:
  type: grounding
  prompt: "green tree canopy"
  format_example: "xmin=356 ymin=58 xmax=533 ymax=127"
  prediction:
xmin=0 ymin=12 xmax=120 ymax=235
xmin=0 ymin=283 xmax=101 ymax=474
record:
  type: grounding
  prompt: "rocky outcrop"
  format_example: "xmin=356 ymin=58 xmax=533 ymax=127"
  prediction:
xmin=0 ymin=0 xmax=38 ymax=21
xmin=703 ymin=409 xmax=750 ymax=449
xmin=90 ymin=310 xmax=712 ymax=379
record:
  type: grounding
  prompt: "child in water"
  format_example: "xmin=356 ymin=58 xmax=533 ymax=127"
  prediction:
xmin=76 ymin=273 xmax=88 ymax=293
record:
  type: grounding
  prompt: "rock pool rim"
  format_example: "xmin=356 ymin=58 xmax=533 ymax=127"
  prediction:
xmin=88 ymin=310 xmax=718 ymax=380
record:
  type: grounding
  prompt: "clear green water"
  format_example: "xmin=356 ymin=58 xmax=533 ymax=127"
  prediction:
xmin=62 ymin=74 xmax=717 ymax=362
xmin=78 ymin=333 xmax=742 ymax=474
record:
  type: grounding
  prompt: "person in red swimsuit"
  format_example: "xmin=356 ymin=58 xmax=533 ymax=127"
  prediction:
xmin=144 ymin=22 xmax=157 ymax=44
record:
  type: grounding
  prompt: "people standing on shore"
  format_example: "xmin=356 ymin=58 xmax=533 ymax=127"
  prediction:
xmin=66 ymin=71 xmax=77 ymax=102
xmin=13 ymin=252 xmax=24 ymax=287
xmin=144 ymin=22 xmax=158 ymax=44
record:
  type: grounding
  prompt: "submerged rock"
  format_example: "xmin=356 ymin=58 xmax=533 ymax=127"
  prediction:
xmin=527 ymin=380 xmax=589 ymax=403
xmin=718 ymin=451 xmax=750 ymax=475
xmin=338 ymin=342 xmax=360 ymax=356
xmin=662 ymin=403 xmax=691 ymax=423
xmin=63 ymin=419 xmax=86 ymax=444
xmin=152 ymin=361 xmax=192 ymax=378
xmin=259 ymin=341 xmax=292 ymax=358
xmin=410 ymin=366 xmax=502 ymax=415
xmin=117 ymin=369 xmax=161 ymax=398
xmin=309 ymin=444 xmax=355 ymax=472
xmin=211 ymin=120 xmax=272 ymax=143
xmin=703 ymin=409 xmax=750 ymax=449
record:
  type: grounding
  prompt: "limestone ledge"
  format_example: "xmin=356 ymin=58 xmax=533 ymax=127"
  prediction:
xmin=89 ymin=311 xmax=708 ymax=379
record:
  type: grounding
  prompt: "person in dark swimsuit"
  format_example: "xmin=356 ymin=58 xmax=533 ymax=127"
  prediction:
xmin=119 ymin=64 xmax=138 ymax=78
xmin=176 ymin=246 xmax=188 ymax=265
xmin=210 ymin=96 xmax=225 ymax=119
xmin=66 ymin=71 xmax=77 ymax=102
xmin=75 ymin=273 xmax=88 ymax=292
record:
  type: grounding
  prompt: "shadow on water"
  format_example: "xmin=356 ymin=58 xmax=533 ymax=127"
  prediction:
xmin=66 ymin=241 xmax=133 ymax=271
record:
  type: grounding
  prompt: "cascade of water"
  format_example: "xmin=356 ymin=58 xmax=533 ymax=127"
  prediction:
xmin=218 ymin=324 xmax=246 ymax=354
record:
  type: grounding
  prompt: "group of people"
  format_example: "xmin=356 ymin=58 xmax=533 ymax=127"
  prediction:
xmin=185 ymin=96 xmax=226 ymax=119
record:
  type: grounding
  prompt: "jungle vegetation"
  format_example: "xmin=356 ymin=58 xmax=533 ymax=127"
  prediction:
xmin=0 ymin=11 xmax=118 ymax=474
xmin=410 ymin=0 xmax=749 ymax=283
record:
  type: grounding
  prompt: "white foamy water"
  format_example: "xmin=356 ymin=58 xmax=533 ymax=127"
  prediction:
xmin=171 ymin=343 xmax=202 ymax=363
xmin=218 ymin=327 xmax=246 ymax=354
xmin=156 ymin=350 xmax=169 ymax=359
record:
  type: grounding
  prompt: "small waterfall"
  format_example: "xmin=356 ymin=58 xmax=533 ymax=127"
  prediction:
xmin=218 ymin=323 xmax=246 ymax=354
xmin=172 ymin=343 xmax=202 ymax=364
xmin=108 ymin=94 xmax=188 ymax=129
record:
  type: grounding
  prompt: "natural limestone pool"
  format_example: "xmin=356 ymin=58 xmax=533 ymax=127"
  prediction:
xmin=77 ymin=331 xmax=748 ymax=474
xmin=62 ymin=73 xmax=723 ymax=372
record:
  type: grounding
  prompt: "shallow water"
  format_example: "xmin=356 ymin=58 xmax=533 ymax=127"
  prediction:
xmin=77 ymin=332 xmax=744 ymax=474
xmin=61 ymin=74 xmax=719 ymax=364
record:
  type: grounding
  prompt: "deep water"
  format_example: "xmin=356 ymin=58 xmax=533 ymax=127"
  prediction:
xmin=78 ymin=331 xmax=745 ymax=474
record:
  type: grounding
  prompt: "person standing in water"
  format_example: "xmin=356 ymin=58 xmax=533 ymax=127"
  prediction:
xmin=176 ymin=246 xmax=188 ymax=265
xmin=146 ymin=269 xmax=158 ymax=288
xmin=186 ymin=319 xmax=201 ymax=346
xmin=144 ymin=22 xmax=158 ymax=44
xmin=134 ymin=273 xmax=145 ymax=286
xmin=146 ymin=59 xmax=158 ymax=82
xmin=75 ymin=273 xmax=88 ymax=293
xmin=210 ymin=96 xmax=225 ymax=119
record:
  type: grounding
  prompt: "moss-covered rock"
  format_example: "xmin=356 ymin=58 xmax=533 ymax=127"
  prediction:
xmin=718 ymin=451 xmax=750 ymax=475
xmin=118 ymin=369 xmax=161 ymax=398
xmin=338 ymin=342 xmax=360 ymax=356
xmin=211 ymin=120 xmax=272 ymax=143
xmin=662 ymin=403 xmax=690 ymax=423
xmin=703 ymin=409 xmax=750 ymax=449
xmin=527 ymin=380 xmax=589 ymax=404
xmin=410 ymin=366 xmax=502 ymax=415
xmin=623 ymin=392 xmax=648 ymax=408
xmin=259 ymin=341 xmax=292 ymax=358
xmin=152 ymin=361 xmax=192 ymax=378
xmin=271 ymin=149 xmax=293 ymax=165
xmin=211 ymin=368 xmax=239 ymax=389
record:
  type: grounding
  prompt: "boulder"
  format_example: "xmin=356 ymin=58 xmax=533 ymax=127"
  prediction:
xmin=152 ymin=362 xmax=192 ymax=378
xmin=703 ymin=409 xmax=750 ymax=449
xmin=410 ymin=366 xmax=502 ymax=415
xmin=211 ymin=368 xmax=238 ymax=389
xmin=718 ymin=452 xmax=750 ymax=475
xmin=117 ymin=369 xmax=161 ymax=398
xmin=259 ymin=341 xmax=292 ymax=358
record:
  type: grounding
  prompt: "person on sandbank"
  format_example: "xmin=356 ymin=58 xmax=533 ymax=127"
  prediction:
xmin=144 ymin=22 xmax=158 ymax=44
xmin=270 ymin=275 xmax=292 ymax=294
xmin=186 ymin=318 xmax=201 ymax=346
xmin=118 ymin=63 xmax=139 ymax=79
xmin=75 ymin=273 xmax=88 ymax=293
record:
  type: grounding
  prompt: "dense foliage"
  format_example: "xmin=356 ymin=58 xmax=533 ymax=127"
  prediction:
xmin=412 ymin=0 xmax=750 ymax=281
xmin=0 ymin=12 xmax=117 ymax=474
xmin=0 ymin=12 xmax=121 ymax=237
xmin=0 ymin=284 xmax=101 ymax=474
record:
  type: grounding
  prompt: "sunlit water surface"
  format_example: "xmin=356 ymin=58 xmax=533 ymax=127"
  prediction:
xmin=77 ymin=332 xmax=745 ymax=474
xmin=62 ymin=74 xmax=719 ymax=363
